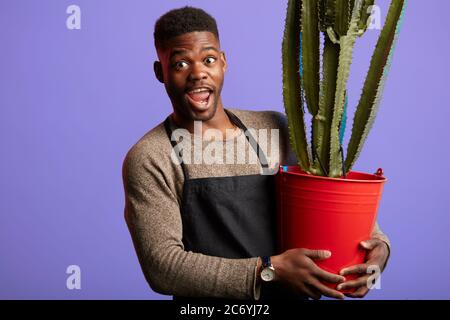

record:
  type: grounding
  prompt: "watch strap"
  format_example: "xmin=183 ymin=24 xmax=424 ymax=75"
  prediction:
xmin=262 ymin=256 xmax=271 ymax=268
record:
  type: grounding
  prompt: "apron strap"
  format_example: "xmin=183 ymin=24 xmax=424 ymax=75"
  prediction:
xmin=163 ymin=109 xmax=271 ymax=179
xmin=224 ymin=109 xmax=270 ymax=170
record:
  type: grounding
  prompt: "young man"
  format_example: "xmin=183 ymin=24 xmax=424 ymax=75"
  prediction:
xmin=122 ymin=6 xmax=391 ymax=300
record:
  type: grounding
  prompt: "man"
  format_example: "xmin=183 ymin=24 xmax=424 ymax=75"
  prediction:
xmin=122 ymin=6 xmax=391 ymax=300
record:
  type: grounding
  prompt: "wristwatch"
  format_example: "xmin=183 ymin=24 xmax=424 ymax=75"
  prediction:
xmin=260 ymin=256 xmax=275 ymax=282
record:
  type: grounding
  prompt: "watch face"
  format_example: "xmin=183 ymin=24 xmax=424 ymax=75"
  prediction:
xmin=261 ymin=267 xmax=275 ymax=282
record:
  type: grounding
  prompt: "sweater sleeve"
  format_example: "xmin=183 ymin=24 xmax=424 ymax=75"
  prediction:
xmin=122 ymin=144 xmax=259 ymax=299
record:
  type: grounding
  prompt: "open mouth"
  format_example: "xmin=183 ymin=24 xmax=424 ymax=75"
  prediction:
xmin=185 ymin=87 xmax=213 ymax=110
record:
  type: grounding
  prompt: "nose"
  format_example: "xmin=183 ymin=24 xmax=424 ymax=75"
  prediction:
xmin=188 ymin=62 xmax=208 ymax=82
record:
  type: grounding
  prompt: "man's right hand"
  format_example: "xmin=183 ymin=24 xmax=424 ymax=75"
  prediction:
xmin=270 ymin=248 xmax=346 ymax=300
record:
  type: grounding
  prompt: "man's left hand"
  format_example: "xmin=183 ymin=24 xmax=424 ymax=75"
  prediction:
xmin=336 ymin=239 xmax=390 ymax=298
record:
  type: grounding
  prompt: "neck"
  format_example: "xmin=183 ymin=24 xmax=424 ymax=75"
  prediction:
xmin=171 ymin=103 xmax=237 ymax=137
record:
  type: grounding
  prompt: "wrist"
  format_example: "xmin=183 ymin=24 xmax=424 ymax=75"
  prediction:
xmin=380 ymin=241 xmax=390 ymax=272
xmin=268 ymin=255 xmax=284 ymax=283
xmin=259 ymin=256 xmax=276 ymax=282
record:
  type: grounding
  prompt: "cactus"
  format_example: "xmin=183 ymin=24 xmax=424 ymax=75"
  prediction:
xmin=282 ymin=0 xmax=311 ymax=172
xmin=282 ymin=0 xmax=407 ymax=178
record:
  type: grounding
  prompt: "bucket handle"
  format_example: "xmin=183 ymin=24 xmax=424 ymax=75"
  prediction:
xmin=375 ymin=168 xmax=384 ymax=177
xmin=312 ymin=145 xmax=328 ymax=176
xmin=311 ymin=145 xmax=348 ymax=178
xmin=340 ymin=146 xmax=347 ymax=179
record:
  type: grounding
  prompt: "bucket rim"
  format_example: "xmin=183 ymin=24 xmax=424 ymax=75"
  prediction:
xmin=279 ymin=166 xmax=387 ymax=183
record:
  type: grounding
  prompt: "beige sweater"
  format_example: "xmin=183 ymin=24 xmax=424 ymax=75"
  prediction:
xmin=122 ymin=108 xmax=391 ymax=300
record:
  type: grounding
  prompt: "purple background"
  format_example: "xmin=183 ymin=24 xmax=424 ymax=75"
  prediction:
xmin=0 ymin=0 xmax=448 ymax=300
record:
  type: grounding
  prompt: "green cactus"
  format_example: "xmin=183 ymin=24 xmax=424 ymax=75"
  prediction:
xmin=282 ymin=0 xmax=311 ymax=172
xmin=301 ymin=0 xmax=320 ymax=117
xmin=282 ymin=0 xmax=406 ymax=178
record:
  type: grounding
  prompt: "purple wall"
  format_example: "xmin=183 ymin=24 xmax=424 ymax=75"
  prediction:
xmin=0 ymin=0 xmax=448 ymax=299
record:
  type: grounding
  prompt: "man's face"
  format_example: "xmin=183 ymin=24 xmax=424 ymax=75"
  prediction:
xmin=155 ymin=31 xmax=227 ymax=122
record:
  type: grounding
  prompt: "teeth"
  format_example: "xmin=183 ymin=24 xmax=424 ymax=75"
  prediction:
xmin=189 ymin=88 xmax=210 ymax=94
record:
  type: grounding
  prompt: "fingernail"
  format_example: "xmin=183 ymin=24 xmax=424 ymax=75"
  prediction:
xmin=337 ymin=284 xmax=344 ymax=291
xmin=340 ymin=269 xmax=346 ymax=276
xmin=325 ymin=251 xmax=331 ymax=258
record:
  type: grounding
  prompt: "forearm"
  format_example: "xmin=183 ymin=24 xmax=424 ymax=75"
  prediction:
xmin=138 ymin=238 xmax=258 ymax=299
xmin=372 ymin=221 xmax=390 ymax=245
xmin=371 ymin=221 xmax=391 ymax=270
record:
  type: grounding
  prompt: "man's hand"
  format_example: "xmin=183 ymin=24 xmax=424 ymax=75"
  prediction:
xmin=271 ymin=248 xmax=346 ymax=300
xmin=337 ymin=239 xmax=390 ymax=298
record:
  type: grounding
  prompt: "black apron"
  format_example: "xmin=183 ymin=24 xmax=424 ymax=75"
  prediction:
xmin=164 ymin=109 xmax=302 ymax=301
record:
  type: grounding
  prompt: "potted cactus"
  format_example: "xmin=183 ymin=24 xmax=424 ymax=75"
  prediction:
xmin=277 ymin=0 xmax=406 ymax=291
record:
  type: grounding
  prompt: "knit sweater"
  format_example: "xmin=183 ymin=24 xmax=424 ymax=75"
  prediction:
xmin=122 ymin=108 xmax=391 ymax=300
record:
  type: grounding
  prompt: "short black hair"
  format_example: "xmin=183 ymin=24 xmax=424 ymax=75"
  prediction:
xmin=154 ymin=6 xmax=219 ymax=50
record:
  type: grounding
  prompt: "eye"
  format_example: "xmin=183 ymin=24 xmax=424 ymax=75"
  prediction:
xmin=204 ymin=57 xmax=217 ymax=65
xmin=174 ymin=61 xmax=189 ymax=70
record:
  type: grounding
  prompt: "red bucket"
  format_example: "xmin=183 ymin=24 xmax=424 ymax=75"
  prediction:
xmin=276 ymin=166 xmax=387 ymax=293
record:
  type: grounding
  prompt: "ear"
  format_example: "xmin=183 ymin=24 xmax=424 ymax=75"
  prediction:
xmin=154 ymin=61 xmax=164 ymax=83
xmin=221 ymin=51 xmax=227 ymax=73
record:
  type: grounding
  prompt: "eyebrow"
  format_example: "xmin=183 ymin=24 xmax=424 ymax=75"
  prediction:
xmin=201 ymin=46 xmax=220 ymax=53
xmin=170 ymin=46 xmax=220 ymax=59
